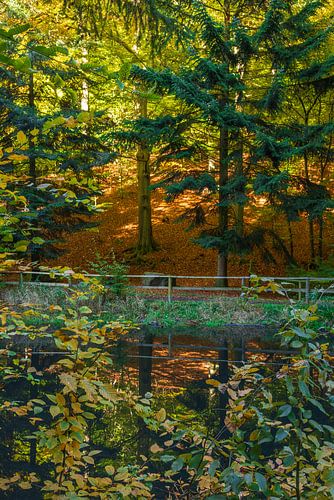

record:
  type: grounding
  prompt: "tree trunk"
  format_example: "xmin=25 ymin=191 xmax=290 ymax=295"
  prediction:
xmin=303 ymin=146 xmax=316 ymax=266
xmin=234 ymin=130 xmax=244 ymax=237
xmin=28 ymin=72 xmax=36 ymax=184
xmin=137 ymin=333 xmax=153 ymax=457
xmin=287 ymin=217 xmax=294 ymax=259
xmin=309 ymin=219 xmax=316 ymax=266
xmin=217 ymin=125 xmax=229 ymax=287
xmin=136 ymin=97 xmax=156 ymax=254
xmin=318 ymin=217 xmax=324 ymax=261
xmin=217 ymin=340 xmax=229 ymax=432
xmin=28 ymin=69 xmax=39 ymax=271
xmin=81 ymin=47 xmax=89 ymax=112
xmin=216 ymin=1 xmax=230 ymax=287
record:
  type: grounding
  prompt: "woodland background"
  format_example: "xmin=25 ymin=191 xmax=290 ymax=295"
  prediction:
xmin=0 ymin=0 xmax=333 ymax=278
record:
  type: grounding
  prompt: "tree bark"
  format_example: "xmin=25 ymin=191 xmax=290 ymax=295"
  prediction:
xmin=216 ymin=0 xmax=230 ymax=287
xmin=303 ymin=133 xmax=316 ymax=266
xmin=217 ymin=124 xmax=229 ymax=287
xmin=81 ymin=47 xmax=89 ymax=112
xmin=28 ymin=68 xmax=39 ymax=271
xmin=217 ymin=340 xmax=229 ymax=432
xmin=136 ymin=96 xmax=156 ymax=254
xmin=318 ymin=217 xmax=323 ymax=261
xmin=287 ymin=217 xmax=294 ymax=259
xmin=137 ymin=332 xmax=153 ymax=457
xmin=234 ymin=130 xmax=244 ymax=237
xmin=28 ymin=72 xmax=36 ymax=184
xmin=309 ymin=219 xmax=316 ymax=266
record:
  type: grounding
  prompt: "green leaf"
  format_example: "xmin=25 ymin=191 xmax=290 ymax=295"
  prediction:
xmin=160 ymin=455 xmax=175 ymax=463
xmin=71 ymin=431 xmax=84 ymax=443
xmin=292 ymin=327 xmax=311 ymax=339
xmin=309 ymin=398 xmax=328 ymax=415
xmin=208 ymin=460 xmax=220 ymax=477
xmin=60 ymin=421 xmax=70 ymax=431
xmin=2 ymin=233 xmax=13 ymax=242
xmin=82 ymin=412 xmax=95 ymax=419
xmin=79 ymin=306 xmax=92 ymax=314
xmin=298 ymin=380 xmax=311 ymax=398
xmin=189 ymin=453 xmax=202 ymax=469
xmin=50 ymin=405 xmax=61 ymax=418
xmin=283 ymin=454 xmax=295 ymax=467
xmin=275 ymin=428 xmax=289 ymax=442
xmin=255 ymin=472 xmax=267 ymax=493
xmin=8 ymin=24 xmax=30 ymax=36
xmin=278 ymin=404 xmax=292 ymax=417
xmin=32 ymin=237 xmax=45 ymax=245
xmin=14 ymin=241 xmax=29 ymax=252
xmin=171 ymin=457 xmax=184 ymax=472
xmin=46 ymin=437 xmax=58 ymax=449
xmin=13 ymin=56 xmax=31 ymax=72
xmin=291 ymin=340 xmax=303 ymax=348
xmin=33 ymin=406 xmax=43 ymax=415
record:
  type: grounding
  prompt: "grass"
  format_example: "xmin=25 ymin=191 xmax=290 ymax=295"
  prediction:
xmin=3 ymin=283 xmax=334 ymax=333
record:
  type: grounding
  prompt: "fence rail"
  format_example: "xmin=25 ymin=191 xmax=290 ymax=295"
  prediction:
xmin=1 ymin=270 xmax=334 ymax=303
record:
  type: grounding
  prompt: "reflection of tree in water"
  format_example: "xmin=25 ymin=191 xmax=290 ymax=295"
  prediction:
xmin=138 ymin=333 xmax=153 ymax=457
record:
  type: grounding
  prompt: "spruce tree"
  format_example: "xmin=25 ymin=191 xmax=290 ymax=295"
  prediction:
xmin=131 ymin=0 xmax=333 ymax=277
xmin=253 ymin=0 xmax=334 ymax=267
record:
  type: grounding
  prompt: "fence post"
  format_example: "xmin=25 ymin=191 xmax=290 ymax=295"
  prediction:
xmin=241 ymin=277 xmax=245 ymax=296
xmin=19 ymin=272 xmax=24 ymax=288
xmin=298 ymin=280 xmax=302 ymax=301
xmin=305 ymin=278 xmax=310 ymax=304
xmin=167 ymin=276 xmax=173 ymax=303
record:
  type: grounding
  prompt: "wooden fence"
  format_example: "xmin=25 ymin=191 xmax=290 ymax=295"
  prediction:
xmin=1 ymin=270 xmax=334 ymax=303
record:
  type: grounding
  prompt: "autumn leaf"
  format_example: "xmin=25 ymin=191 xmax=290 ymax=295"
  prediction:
xmin=59 ymin=373 xmax=77 ymax=393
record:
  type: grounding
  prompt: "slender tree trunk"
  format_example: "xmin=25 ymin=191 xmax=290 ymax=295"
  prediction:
xmin=318 ymin=218 xmax=323 ymax=261
xmin=28 ymin=72 xmax=36 ymax=184
xmin=309 ymin=220 xmax=316 ymax=266
xmin=81 ymin=47 xmax=89 ymax=112
xmin=136 ymin=96 xmax=156 ymax=254
xmin=303 ymin=141 xmax=316 ymax=266
xmin=287 ymin=217 xmax=294 ymax=259
xmin=234 ymin=130 xmax=244 ymax=237
xmin=137 ymin=332 xmax=153 ymax=457
xmin=28 ymin=69 xmax=39 ymax=271
xmin=29 ymin=351 xmax=39 ymax=466
xmin=217 ymin=340 xmax=229 ymax=432
xmin=217 ymin=125 xmax=229 ymax=287
xmin=216 ymin=0 xmax=230 ymax=287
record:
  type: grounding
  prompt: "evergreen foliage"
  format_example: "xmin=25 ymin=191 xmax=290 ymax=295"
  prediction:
xmin=0 ymin=23 xmax=112 ymax=262
xmin=129 ymin=0 xmax=333 ymax=272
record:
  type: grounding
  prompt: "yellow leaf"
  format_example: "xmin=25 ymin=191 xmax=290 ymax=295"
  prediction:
xmin=50 ymin=405 xmax=61 ymax=418
xmin=19 ymin=481 xmax=32 ymax=490
xmin=156 ymin=408 xmax=166 ymax=423
xmin=150 ymin=443 xmax=163 ymax=454
xmin=1 ymin=312 xmax=6 ymax=326
xmin=249 ymin=430 xmax=258 ymax=441
xmin=17 ymin=131 xmax=28 ymax=145
xmin=8 ymin=154 xmax=28 ymax=161
xmin=105 ymin=465 xmax=115 ymax=475
xmin=206 ymin=379 xmax=221 ymax=387
xmin=59 ymin=373 xmax=77 ymax=392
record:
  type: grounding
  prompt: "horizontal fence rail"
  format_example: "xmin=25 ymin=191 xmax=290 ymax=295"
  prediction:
xmin=1 ymin=270 xmax=334 ymax=303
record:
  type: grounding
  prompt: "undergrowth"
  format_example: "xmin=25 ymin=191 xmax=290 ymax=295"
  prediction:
xmin=2 ymin=284 xmax=334 ymax=330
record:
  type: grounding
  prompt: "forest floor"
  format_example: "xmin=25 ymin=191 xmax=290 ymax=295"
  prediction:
xmin=50 ymin=171 xmax=333 ymax=278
